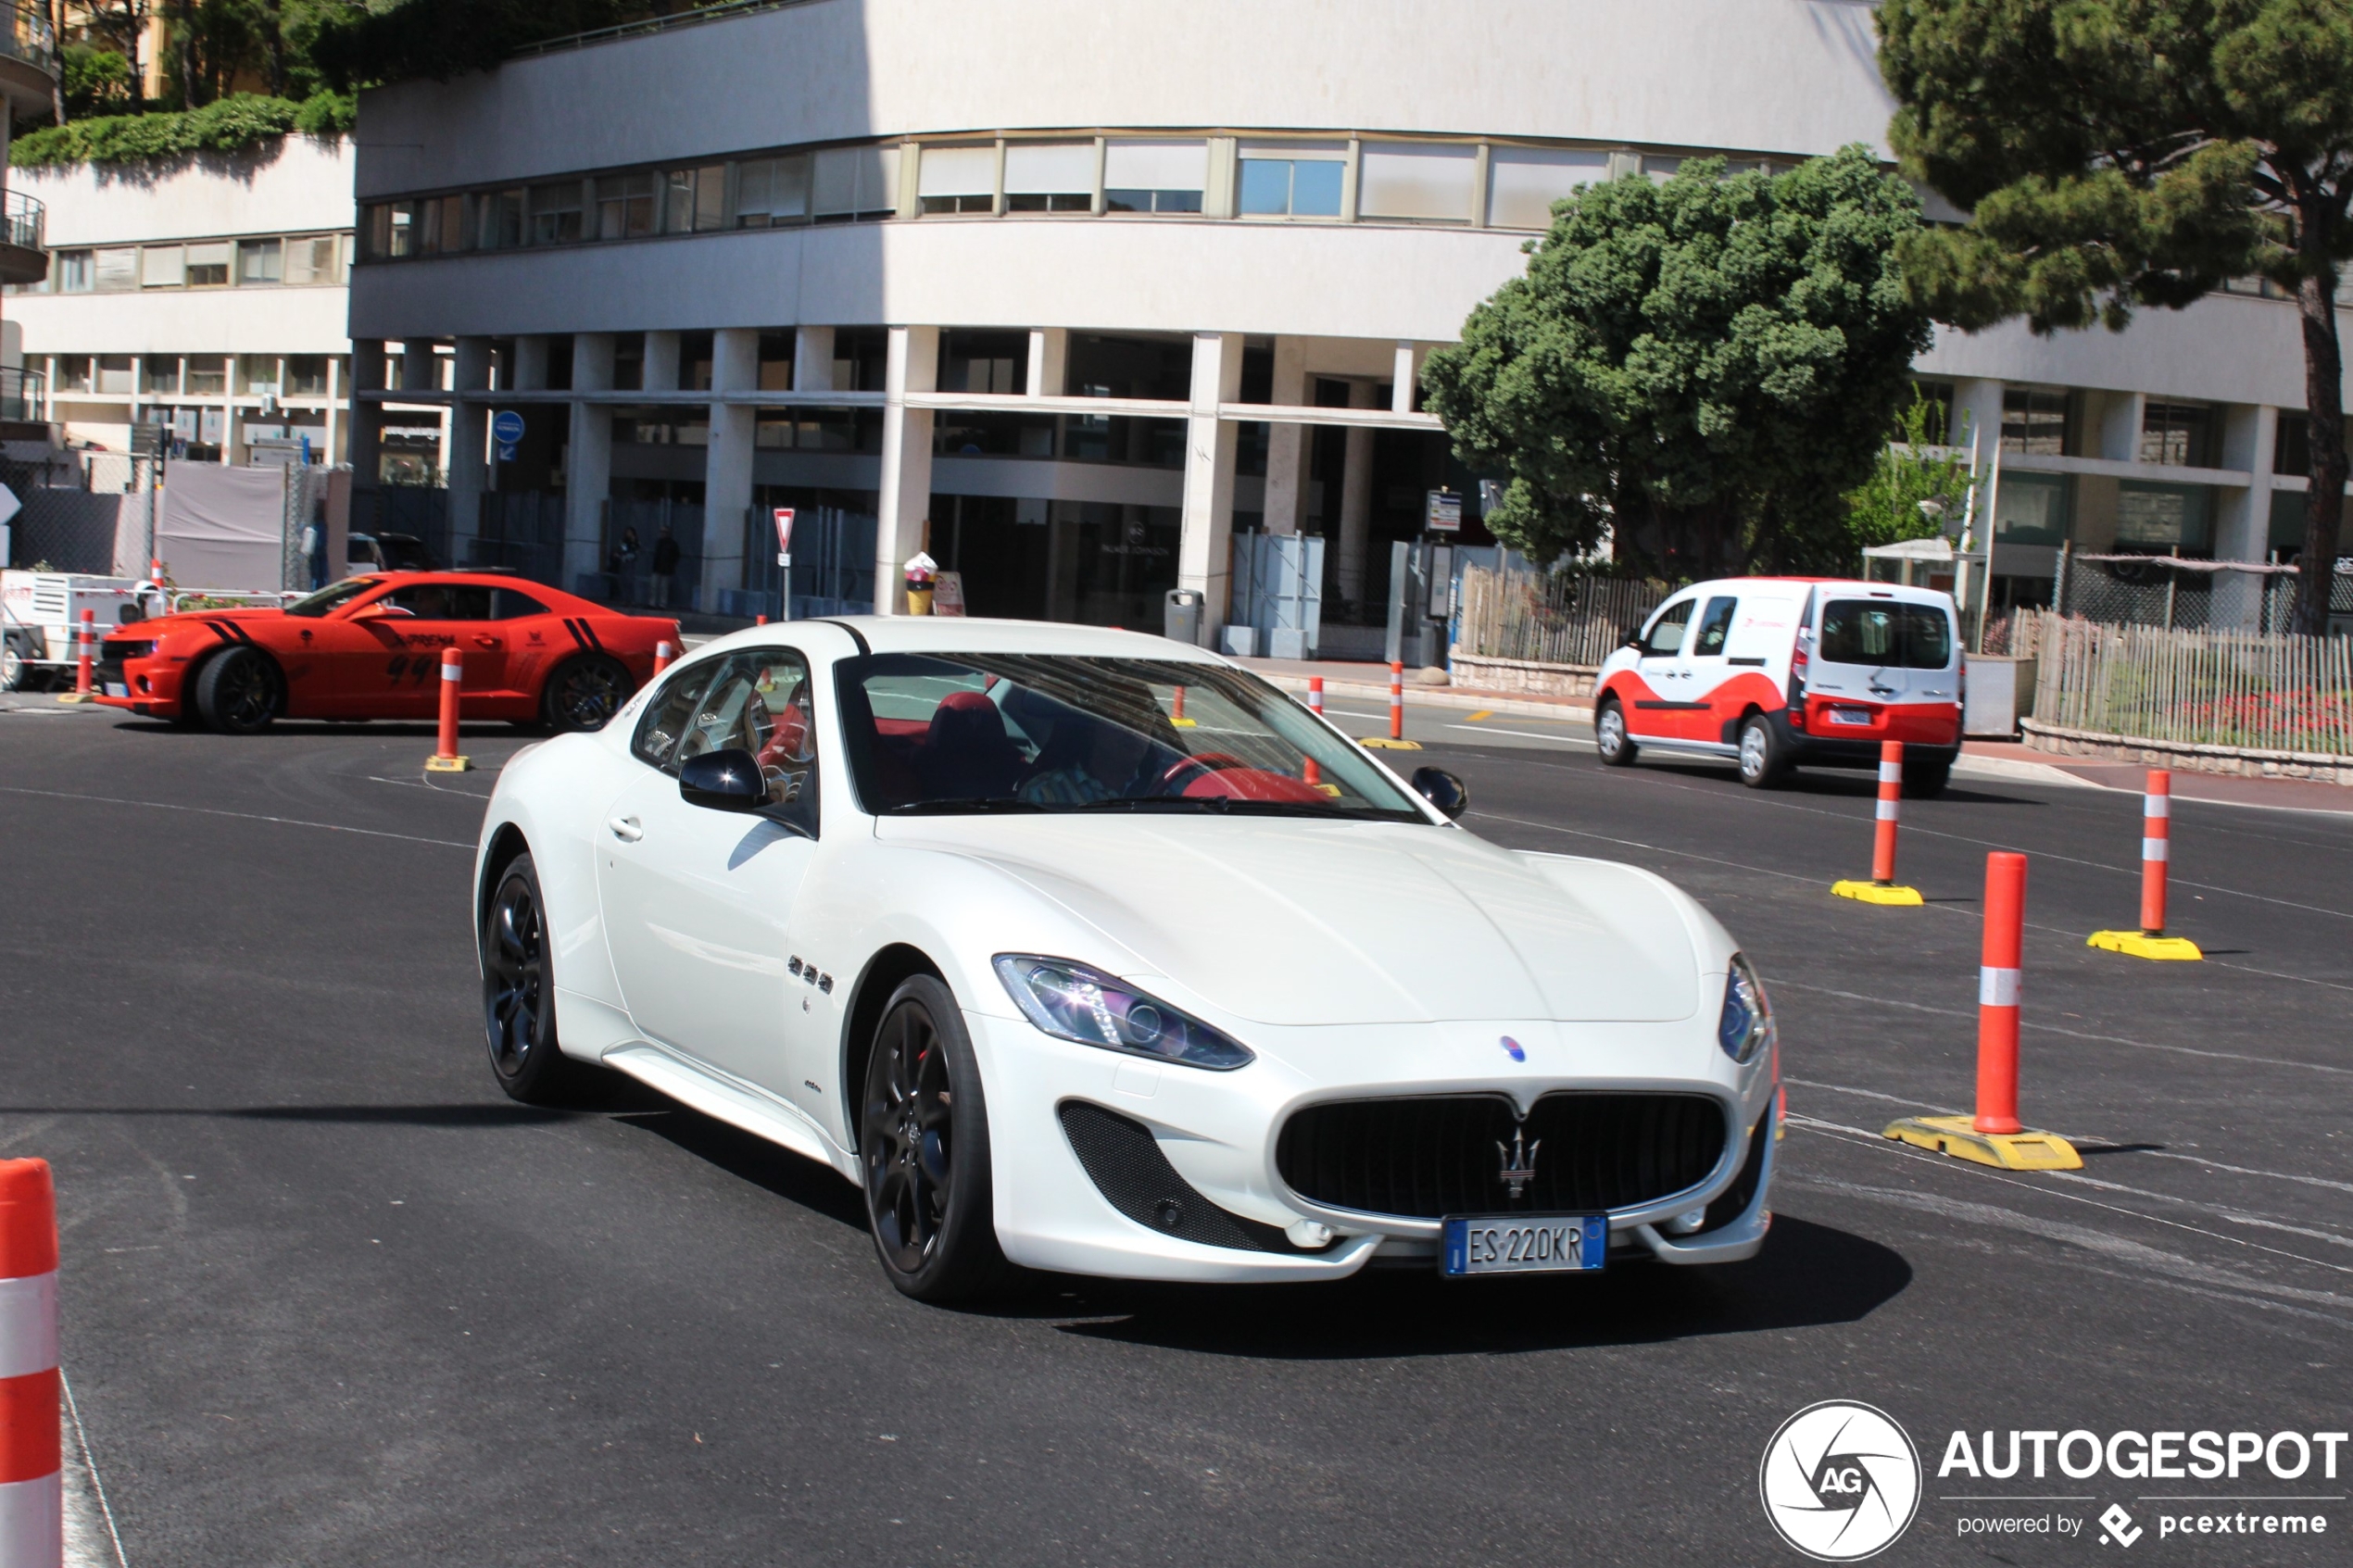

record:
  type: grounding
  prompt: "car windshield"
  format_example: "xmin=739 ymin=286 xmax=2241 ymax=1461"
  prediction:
xmin=283 ymin=578 xmax=382 ymax=619
xmin=838 ymin=653 xmax=1428 ymax=820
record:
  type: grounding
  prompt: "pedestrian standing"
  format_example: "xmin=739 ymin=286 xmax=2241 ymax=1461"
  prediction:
xmin=651 ymin=523 xmax=681 ymax=608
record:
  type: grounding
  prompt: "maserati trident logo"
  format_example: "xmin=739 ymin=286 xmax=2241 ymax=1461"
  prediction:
xmin=1495 ymin=1125 xmax=1541 ymax=1201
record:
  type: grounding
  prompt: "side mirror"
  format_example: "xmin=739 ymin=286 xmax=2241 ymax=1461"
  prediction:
xmin=679 ymin=747 xmax=766 ymax=811
xmin=1411 ymin=766 xmax=1469 ymax=821
xmin=1619 ymin=622 xmax=1644 ymax=651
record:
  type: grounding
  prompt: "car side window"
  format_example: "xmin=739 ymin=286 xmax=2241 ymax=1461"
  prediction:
xmin=382 ymin=583 xmax=492 ymax=621
xmin=633 ymin=650 xmax=820 ymax=831
xmin=1644 ymin=599 xmax=1693 ymax=656
xmin=1692 ymin=596 xmax=1738 ymax=657
xmin=491 ymin=587 xmax=549 ymax=620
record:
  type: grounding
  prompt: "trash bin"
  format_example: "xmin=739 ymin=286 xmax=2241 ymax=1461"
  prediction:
xmin=1164 ymin=588 xmax=1203 ymax=646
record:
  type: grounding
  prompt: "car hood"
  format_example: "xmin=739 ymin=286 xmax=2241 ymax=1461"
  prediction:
xmin=875 ymin=815 xmax=1701 ymax=1025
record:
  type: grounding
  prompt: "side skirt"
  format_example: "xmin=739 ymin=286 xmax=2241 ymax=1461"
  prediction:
xmin=601 ymin=1040 xmax=860 ymax=1183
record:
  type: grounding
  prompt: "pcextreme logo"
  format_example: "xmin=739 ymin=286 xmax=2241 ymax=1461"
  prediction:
xmin=1760 ymin=1401 xmax=1924 ymax=1562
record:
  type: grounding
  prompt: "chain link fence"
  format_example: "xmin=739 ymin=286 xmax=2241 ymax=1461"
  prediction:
xmin=2054 ymin=549 xmax=2339 ymax=633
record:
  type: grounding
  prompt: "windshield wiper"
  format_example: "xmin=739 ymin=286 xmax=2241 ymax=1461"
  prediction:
xmin=882 ymin=797 xmax=1043 ymax=815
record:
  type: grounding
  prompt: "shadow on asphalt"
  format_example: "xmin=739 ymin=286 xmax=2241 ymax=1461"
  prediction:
xmin=614 ymin=1104 xmax=871 ymax=1231
xmin=1621 ymin=757 xmax=2045 ymax=809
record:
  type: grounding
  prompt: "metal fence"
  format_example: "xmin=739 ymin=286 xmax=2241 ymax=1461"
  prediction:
xmin=2023 ymin=608 xmax=2353 ymax=756
xmin=2052 ymin=549 xmax=2347 ymax=633
xmin=472 ymin=492 xmax=568 ymax=586
xmin=601 ymin=496 xmax=706 ymax=609
xmin=1455 ymin=564 xmax=1667 ymax=668
xmin=742 ymin=506 xmax=876 ymax=619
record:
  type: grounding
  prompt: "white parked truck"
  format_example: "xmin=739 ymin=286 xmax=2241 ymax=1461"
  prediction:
xmin=0 ymin=571 xmax=165 ymax=690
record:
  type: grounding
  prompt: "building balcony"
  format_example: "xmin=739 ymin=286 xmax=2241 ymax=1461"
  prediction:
xmin=0 ymin=5 xmax=55 ymax=116
xmin=0 ymin=191 xmax=44 ymax=286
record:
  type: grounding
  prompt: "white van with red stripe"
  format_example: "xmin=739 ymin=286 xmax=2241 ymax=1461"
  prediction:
xmin=1592 ymin=577 xmax=1963 ymax=794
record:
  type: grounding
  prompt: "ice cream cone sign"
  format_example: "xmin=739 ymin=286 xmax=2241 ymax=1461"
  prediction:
xmin=904 ymin=551 xmax=938 ymax=615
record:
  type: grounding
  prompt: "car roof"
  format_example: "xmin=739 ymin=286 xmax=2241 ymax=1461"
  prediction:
xmin=359 ymin=571 xmax=590 ymax=605
xmin=1676 ymin=576 xmax=1954 ymax=605
xmin=746 ymin=614 xmax=1228 ymax=662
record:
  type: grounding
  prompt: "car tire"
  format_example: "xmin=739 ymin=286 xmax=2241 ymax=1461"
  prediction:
xmin=859 ymin=973 xmax=1007 ymax=1303
xmin=1904 ymin=755 xmax=1953 ymax=799
xmin=0 ymin=638 xmax=31 ymax=693
xmin=480 ymin=851 xmax=590 ymax=1105
xmin=1737 ymin=714 xmax=1787 ymax=789
xmin=1594 ymin=698 xmax=1637 ymax=767
xmin=193 ymin=646 xmax=282 ymax=734
xmin=541 ymin=654 xmax=633 ymax=733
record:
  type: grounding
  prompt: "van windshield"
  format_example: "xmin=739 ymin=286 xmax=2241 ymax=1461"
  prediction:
xmin=1818 ymin=600 xmax=1953 ymax=670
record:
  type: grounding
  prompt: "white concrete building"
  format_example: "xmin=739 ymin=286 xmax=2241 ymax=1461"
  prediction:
xmin=343 ymin=0 xmax=2350 ymax=635
xmin=0 ymin=10 xmax=62 ymax=411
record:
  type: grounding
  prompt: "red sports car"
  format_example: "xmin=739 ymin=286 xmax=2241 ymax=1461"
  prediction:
xmin=94 ymin=572 xmax=681 ymax=734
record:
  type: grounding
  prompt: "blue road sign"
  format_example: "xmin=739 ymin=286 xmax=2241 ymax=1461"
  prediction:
xmin=491 ymin=409 xmax=526 ymax=445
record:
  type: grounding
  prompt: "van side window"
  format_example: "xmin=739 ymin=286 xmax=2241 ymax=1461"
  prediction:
xmin=1692 ymin=596 xmax=1738 ymax=657
xmin=1644 ymin=599 xmax=1693 ymax=656
xmin=1818 ymin=600 xmax=1955 ymax=670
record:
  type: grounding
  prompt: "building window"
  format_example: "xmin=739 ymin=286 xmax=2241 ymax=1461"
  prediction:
xmin=2001 ymin=386 xmax=2070 ymax=455
xmin=421 ymin=194 xmax=466 ymax=254
xmin=1003 ymin=142 xmax=1093 ymax=213
xmin=1357 ymin=142 xmax=1476 ymax=223
xmin=53 ymin=355 xmax=92 ymax=393
xmin=918 ymin=143 xmax=997 ymax=215
xmin=2140 ymin=400 xmax=2213 ymax=467
xmin=237 ymin=355 xmax=279 ymax=394
xmin=1994 ymin=470 xmax=2070 ymax=544
xmin=94 ymin=246 xmax=137 ymax=292
xmin=758 ymin=331 xmax=794 ymax=391
xmin=184 ymin=355 xmax=228 ymax=395
xmin=144 ymin=356 xmax=180 ymax=395
xmin=140 ymin=244 xmax=184 ymax=288
xmin=184 ymin=241 xmax=230 ymax=287
xmin=285 ymin=355 xmax=330 ymax=396
xmin=477 ymin=189 xmax=524 ymax=251
xmin=663 ymin=165 xmax=726 ymax=232
xmin=595 ymin=172 xmax=658 ymax=240
xmin=1486 ymin=147 xmax=1606 ymax=229
xmin=54 ymin=249 xmax=92 ymax=292
xmin=388 ymin=202 xmax=416 ymax=257
xmin=529 ymin=182 xmax=585 ymax=245
xmin=95 ymin=355 xmax=133 ymax=394
xmin=2116 ymin=481 xmax=2214 ymax=552
xmin=237 ymin=237 xmax=282 ymax=284
xmin=1102 ymin=140 xmax=1206 ymax=214
xmin=813 ymin=144 xmax=899 ymax=222
xmin=1904 ymin=379 xmax=1957 ymax=445
xmin=734 ymin=155 xmax=809 ymax=227
xmin=1237 ymin=145 xmax=1347 ymax=218
xmin=284 ymin=233 xmax=343 ymax=285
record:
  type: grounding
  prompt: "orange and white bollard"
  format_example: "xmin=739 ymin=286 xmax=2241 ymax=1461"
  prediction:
xmin=1170 ymin=684 xmax=1193 ymax=727
xmin=1882 ymin=852 xmax=2082 ymax=1170
xmin=652 ymin=640 xmax=674 ymax=676
xmin=426 ymin=646 xmax=471 ymax=772
xmin=2090 ymin=769 xmax=2202 ymax=959
xmin=1831 ymin=742 xmax=1920 ymax=905
xmin=0 ymin=1158 xmax=61 ymax=1567
xmin=1389 ymin=661 xmax=1405 ymax=741
xmin=56 ymin=611 xmax=96 ymax=705
xmin=1303 ymin=677 xmax=1324 ymax=786
xmin=755 ymin=614 xmax=767 ymax=626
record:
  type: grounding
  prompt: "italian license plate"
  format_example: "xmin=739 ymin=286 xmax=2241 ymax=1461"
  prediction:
xmin=104 ymin=683 xmax=127 ymax=697
xmin=1441 ymin=1213 xmax=1607 ymax=1277
xmin=1828 ymin=707 xmax=1873 ymax=726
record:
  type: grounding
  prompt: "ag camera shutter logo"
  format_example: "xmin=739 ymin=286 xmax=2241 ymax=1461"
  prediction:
xmin=1759 ymin=1400 xmax=1922 ymax=1561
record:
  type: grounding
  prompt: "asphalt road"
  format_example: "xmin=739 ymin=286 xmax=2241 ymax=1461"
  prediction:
xmin=2 ymin=696 xmax=2348 ymax=1566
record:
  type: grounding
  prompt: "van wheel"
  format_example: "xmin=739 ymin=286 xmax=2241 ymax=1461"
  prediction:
xmin=1904 ymin=756 xmax=1953 ymax=798
xmin=1594 ymin=699 xmax=1636 ymax=767
xmin=1737 ymin=715 xmax=1787 ymax=788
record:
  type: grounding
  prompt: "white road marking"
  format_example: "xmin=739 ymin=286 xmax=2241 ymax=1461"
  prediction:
xmin=61 ymin=1371 xmax=127 ymax=1568
xmin=1443 ymin=723 xmax=1592 ymax=743
xmin=0 ymin=786 xmax=474 ymax=850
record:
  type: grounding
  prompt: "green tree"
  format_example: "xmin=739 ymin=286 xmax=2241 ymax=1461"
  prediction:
xmin=1421 ymin=147 xmax=1933 ymax=578
xmin=1880 ymin=0 xmax=2353 ymax=633
xmin=308 ymin=0 xmax=694 ymax=88
xmin=1843 ymin=389 xmax=1980 ymax=552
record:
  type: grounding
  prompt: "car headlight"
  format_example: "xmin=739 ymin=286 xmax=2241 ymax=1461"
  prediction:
xmin=992 ymin=955 xmax=1254 ymax=1071
xmin=1718 ymin=953 xmax=1773 ymax=1065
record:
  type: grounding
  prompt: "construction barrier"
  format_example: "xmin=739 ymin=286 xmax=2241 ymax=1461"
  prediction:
xmin=1359 ymin=663 xmax=1422 ymax=751
xmin=1883 ymin=852 xmax=2082 ymax=1171
xmin=1303 ymin=677 xmax=1323 ymax=787
xmin=2089 ymin=770 xmax=2203 ymax=960
xmin=652 ymin=640 xmax=673 ymax=676
xmin=0 ymin=1158 xmax=60 ymax=1568
xmin=53 ymin=613 xmax=95 ymax=706
xmin=426 ymin=647 xmax=471 ymax=773
xmin=1831 ymin=742 xmax=1921 ymax=905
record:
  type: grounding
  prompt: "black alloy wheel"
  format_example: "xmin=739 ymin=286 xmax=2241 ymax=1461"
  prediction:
xmin=194 ymin=646 xmax=282 ymax=734
xmin=542 ymin=654 xmax=633 ymax=732
xmin=859 ymin=974 xmax=1005 ymax=1301
xmin=480 ymin=852 xmax=583 ymax=1103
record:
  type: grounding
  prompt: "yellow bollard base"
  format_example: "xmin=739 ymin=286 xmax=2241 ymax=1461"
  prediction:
xmin=1883 ymin=1114 xmax=2082 ymax=1171
xmin=54 ymin=692 xmax=94 ymax=704
xmin=2087 ymin=930 xmax=2202 ymax=961
xmin=1358 ymin=736 xmax=1422 ymax=750
xmin=1169 ymin=717 xmax=1197 ymax=727
xmin=1831 ymin=879 xmax=1923 ymax=906
xmin=424 ymin=754 xmax=473 ymax=773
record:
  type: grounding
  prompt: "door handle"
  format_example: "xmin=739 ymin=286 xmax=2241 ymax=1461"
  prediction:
xmin=472 ymin=634 xmax=501 ymax=648
xmin=608 ymin=816 xmax=643 ymax=842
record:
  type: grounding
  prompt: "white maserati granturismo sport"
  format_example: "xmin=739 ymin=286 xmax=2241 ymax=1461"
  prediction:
xmin=473 ymin=616 xmax=1779 ymax=1300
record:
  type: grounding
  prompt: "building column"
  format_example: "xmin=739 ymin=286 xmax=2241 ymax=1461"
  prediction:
xmin=792 ymin=326 xmax=835 ymax=392
xmin=1177 ymin=331 xmax=1242 ymax=645
xmin=348 ymin=339 xmax=385 ymax=493
xmin=1950 ymin=377 xmax=2003 ymax=460
xmin=447 ymin=336 xmax=493 ymax=566
xmin=563 ymin=332 xmax=615 ymax=595
xmin=702 ymin=326 xmax=758 ymax=612
xmin=2214 ymin=402 xmax=2279 ymax=628
xmin=1026 ymin=328 xmax=1068 ymax=397
xmin=644 ymin=331 xmax=682 ymax=393
xmin=1261 ymin=336 xmax=1308 ymax=536
xmin=2096 ymin=390 xmax=2146 ymax=464
xmin=1390 ymin=341 xmax=1423 ymax=414
xmin=512 ymin=335 xmax=551 ymax=392
xmin=1337 ymin=381 xmax=1376 ymax=605
xmin=874 ymin=324 xmax=938 ymax=614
